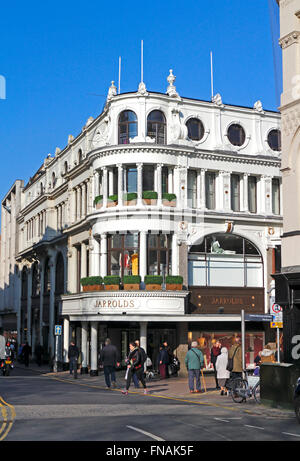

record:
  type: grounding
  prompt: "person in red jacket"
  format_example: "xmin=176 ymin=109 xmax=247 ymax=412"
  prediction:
xmin=210 ymin=340 xmax=221 ymax=389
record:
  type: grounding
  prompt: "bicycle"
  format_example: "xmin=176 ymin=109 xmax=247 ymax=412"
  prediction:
xmin=228 ymin=370 xmax=260 ymax=404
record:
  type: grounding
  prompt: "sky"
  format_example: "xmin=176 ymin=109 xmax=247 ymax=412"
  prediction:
xmin=0 ymin=0 xmax=281 ymax=202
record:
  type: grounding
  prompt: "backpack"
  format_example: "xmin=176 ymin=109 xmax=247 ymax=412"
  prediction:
xmin=139 ymin=347 xmax=147 ymax=365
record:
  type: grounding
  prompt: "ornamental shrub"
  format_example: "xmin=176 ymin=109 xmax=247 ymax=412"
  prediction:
xmin=166 ymin=275 xmax=183 ymax=284
xmin=104 ymin=275 xmax=121 ymax=285
xmin=144 ymin=275 xmax=163 ymax=285
xmin=142 ymin=191 xmax=158 ymax=200
xmin=80 ymin=276 xmax=103 ymax=286
xmin=162 ymin=193 xmax=176 ymax=202
xmin=122 ymin=275 xmax=141 ymax=284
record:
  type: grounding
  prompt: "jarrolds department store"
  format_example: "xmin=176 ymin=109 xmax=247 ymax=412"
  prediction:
xmin=0 ymin=76 xmax=282 ymax=374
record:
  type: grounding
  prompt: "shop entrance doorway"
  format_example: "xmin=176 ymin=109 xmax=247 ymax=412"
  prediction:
xmin=147 ymin=328 xmax=176 ymax=370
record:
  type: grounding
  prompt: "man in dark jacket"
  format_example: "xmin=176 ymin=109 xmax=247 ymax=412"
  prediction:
xmin=99 ymin=338 xmax=119 ymax=389
xmin=68 ymin=341 xmax=79 ymax=379
xmin=210 ymin=340 xmax=221 ymax=389
xmin=22 ymin=342 xmax=32 ymax=367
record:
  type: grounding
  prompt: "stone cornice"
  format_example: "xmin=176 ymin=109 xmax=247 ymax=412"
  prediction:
xmin=61 ymin=290 xmax=189 ymax=301
xmin=88 ymin=144 xmax=281 ymax=167
xmin=279 ymin=30 xmax=300 ymax=49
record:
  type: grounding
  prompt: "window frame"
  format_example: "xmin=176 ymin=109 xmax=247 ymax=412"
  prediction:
xmin=118 ymin=110 xmax=138 ymax=145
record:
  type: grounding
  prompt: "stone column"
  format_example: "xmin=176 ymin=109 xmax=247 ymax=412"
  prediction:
xmin=81 ymin=321 xmax=89 ymax=374
xmin=90 ymin=321 xmax=98 ymax=376
xmin=63 ymin=317 xmax=70 ymax=369
xmin=49 ymin=255 xmax=56 ymax=357
xmin=27 ymin=266 xmax=32 ymax=347
xmin=102 ymin=167 xmax=108 ymax=207
xmin=100 ymin=233 xmax=108 ymax=277
xmin=117 ymin=164 xmax=124 ymax=207
xmin=67 ymin=246 xmax=77 ymax=293
xmin=264 ymin=176 xmax=272 ymax=215
xmin=91 ymin=236 xmax=100 ymax=276
xmin=80 ymin=242 xmax=87 ymax=290
xmin=200 ymin=169 xmax=206 ymax=209
xmin=176 ymin=322 xmax=188 ymax=377
xmin=137 ymin=163 xmax=143 ymax=206
xmin=39 ymin=261 xmax=44 ymax=345
xmin=139 ymin=231 xmax=147 ymax=281
xmin=140 ymin=321 xmax=148 ymax=371
xmin=243 ymin=173 xmax=249 ymax=212
xmin=82 ymin=182 xmax=87 ymax=218
xmin=157 ymin=163 xmax=162 ymax=206
xmin=94 ymin=170 xmax=100 ymax=202
xmin=172 ymin=233 xmax=179 ymax=276
xmin=168 ymin=167 xmax=174 ymax=194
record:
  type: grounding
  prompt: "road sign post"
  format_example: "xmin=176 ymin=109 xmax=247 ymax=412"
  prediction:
xmin=54 ymin=325 xmax=62 ymax=373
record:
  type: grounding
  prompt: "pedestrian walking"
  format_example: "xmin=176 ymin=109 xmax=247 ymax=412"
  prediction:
xmin=215 ymin=347 xmax=230 ymax=395
xmin=158 ymin=344 xmax=170 ymax=379
xmin=122 ymin=342 xmax=147 ymax=395
xmin=228 ymin=337 xmax=243 ymax=379
xmin=210 ymin=340 xmax=221 ymax=389
xmin=22 ymin=342 xmax=32 ymax=367
xmin=185 ymin=341 xmax=204 ymax=393
xmin=68 ymin=341 xmax=79 ymax=379
xmin=99 ymin=338 xmax=120 ymax=389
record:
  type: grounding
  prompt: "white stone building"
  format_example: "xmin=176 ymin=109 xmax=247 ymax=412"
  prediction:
xmin=0 ymin=72 xmax=282 ymax=374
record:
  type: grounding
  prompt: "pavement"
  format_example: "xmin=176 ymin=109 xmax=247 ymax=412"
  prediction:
xmin=14 ymin=361 xmax=296 ymax=420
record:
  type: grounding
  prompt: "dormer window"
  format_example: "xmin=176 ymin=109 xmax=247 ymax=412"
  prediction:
xmin=147 ymin=110 xmax=166 ymax=144
xmin=186 ymin=118 xmax=205 ymax=141
xmin=118 ymin=110 xmax=138 ymax=144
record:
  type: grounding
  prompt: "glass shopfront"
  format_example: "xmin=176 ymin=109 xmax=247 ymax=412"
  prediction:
xmin=108 ymin=233 xmax=139 ymax=277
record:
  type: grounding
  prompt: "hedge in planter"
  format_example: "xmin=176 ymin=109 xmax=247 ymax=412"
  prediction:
xmin=166 ymin=275 xmax=183 ymax=291
xmin=94 ymin=195 xmax=103 ymax=209
xmin=123 ymin=192 xmax=137 ymax=206
xmin=104 ymin=275 xmax=121 ymax=290
xmin=162 ymin=193 xmax=176 ymax=206
xmin=107 ymin=194 xmax=118 ymax=207
xmin=80 ymin=276 xmax=104 ymax=291
xmin=122 ymin=275 xmax=141 ymax=290
xmin=144 ymin=275 xmax=163 ymax=291
xmin=142 ymin=191 xmax=158 ymax=205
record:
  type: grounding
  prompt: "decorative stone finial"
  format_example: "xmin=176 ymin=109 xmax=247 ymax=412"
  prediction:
xmin=212 ymin=93 xmax=223 ymax=106
xmin=138 ymin=81 xmax=148 ymax=96
xmin=254 ymin=100 xmax=264 ymax=113
xmin=166 ymin=69 xmax=179 ymax=98
xmin=55 ymin=147 xmax=61 ymax=157
xmin=107 ymin=81 xmax=117 ymax=101
xmin=68 ymin=134 xmax=74 ymax=145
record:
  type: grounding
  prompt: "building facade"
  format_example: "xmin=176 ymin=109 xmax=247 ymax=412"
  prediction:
xmin=0 ymin=72 xmax=282 ymax=373
xmin=273 ymin=0 xmax=300 ymax=364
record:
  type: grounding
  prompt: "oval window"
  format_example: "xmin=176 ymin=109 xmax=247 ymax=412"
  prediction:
xmin=227 ymin=124 xmax=246 ymax=147
xmin=186 ymin=118 xmax=205 ymax=141
xmin=267 ymin=129 xmax=281 ymax=151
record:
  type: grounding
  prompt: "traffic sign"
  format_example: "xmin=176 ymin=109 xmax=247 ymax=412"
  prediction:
xmin=270 ymin=321 xmax=283 ymax=329
xmin=271 ymin=303 xmax=282 ymax=314
xmin=54 ymin=325 xmax=62 ymax=336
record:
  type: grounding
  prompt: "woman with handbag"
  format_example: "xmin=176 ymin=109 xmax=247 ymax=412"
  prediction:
xmin=215 ymin=347 xmax=230 ymax=395
xmin=122 ymin=342 xmax=148 ymax=395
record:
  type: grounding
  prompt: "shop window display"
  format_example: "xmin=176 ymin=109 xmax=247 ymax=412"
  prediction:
xmin=188 ymin=331 xmax=264 ymax=370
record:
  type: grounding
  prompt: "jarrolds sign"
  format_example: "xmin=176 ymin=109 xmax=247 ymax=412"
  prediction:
xmin=189 ymin=287 xmax=265 ymax=315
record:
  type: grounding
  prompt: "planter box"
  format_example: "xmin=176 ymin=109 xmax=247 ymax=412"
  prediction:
xmin=104 ymin=284 xmax=120 ymax=291
xmin=95 ymin=202 xmax=103 ymax=209
xmin=166 ymin=283 xmax=183 ymax=291
xmin=83 ymin=285 xmax=104 ymax=292
xmin=124 ymin=200 xmax=137 ymax=206
xmin=145 ymin=284 xmax=162 ymax=291
xmin=163 ymin=200 xmax=176 ymax=207
xmin=143 ymin=198 xmax=157 ymax=206
xmin=107 ymin=201 xmax=118 ymax=208
xmin=124 ymin=283 xmax=140 ymax=291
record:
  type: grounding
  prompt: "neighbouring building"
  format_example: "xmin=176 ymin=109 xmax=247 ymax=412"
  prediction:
xmin=0 ymin=72 xmax=282 ymax=374
xmin=273 ymin=0 xmax=300 ymax=365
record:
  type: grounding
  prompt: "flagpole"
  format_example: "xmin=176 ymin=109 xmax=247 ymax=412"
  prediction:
xmin=210 ymin=51 xmax=214 ymax=101
xmin=118 ymin=56 xmax=121 ymax=94
xmin=141 ymin=40 xmax=144 ymax=83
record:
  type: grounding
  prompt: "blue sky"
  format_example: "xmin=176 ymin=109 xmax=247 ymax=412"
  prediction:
xmin=0 ymin=0 xmax=281 ymax=201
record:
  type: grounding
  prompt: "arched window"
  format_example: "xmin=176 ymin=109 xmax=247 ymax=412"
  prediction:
xmin=188 ymin=233 xmax=263 ymax=288
xmin=21 ymin=267 xmax=28 ymax=299
xmin=118 ymin=110 xmax=138 ymax=144
xmin=64 ymin=161 xmax=68 ymax=175
xmin=52 ymin=172 xmax=56 ymax=188
xmin=44 ymin=258 xmax=51 ymax=293
xmin=40 ymin=182 xmax=44 ymax=195
xmin=267 ymin=129 xmax=281 ymax=151
xmin=186 ymin=118 xmax=205 ymax=141
xmin=147 ymin=110 xmax=166 ymax=144
xmin=78 ymin=149 xmax=83 ymax=163
xmin=32 ymin=262 xmax=40 ymax=297
xmin=227 ymin=124 xmax=246 ymax=147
